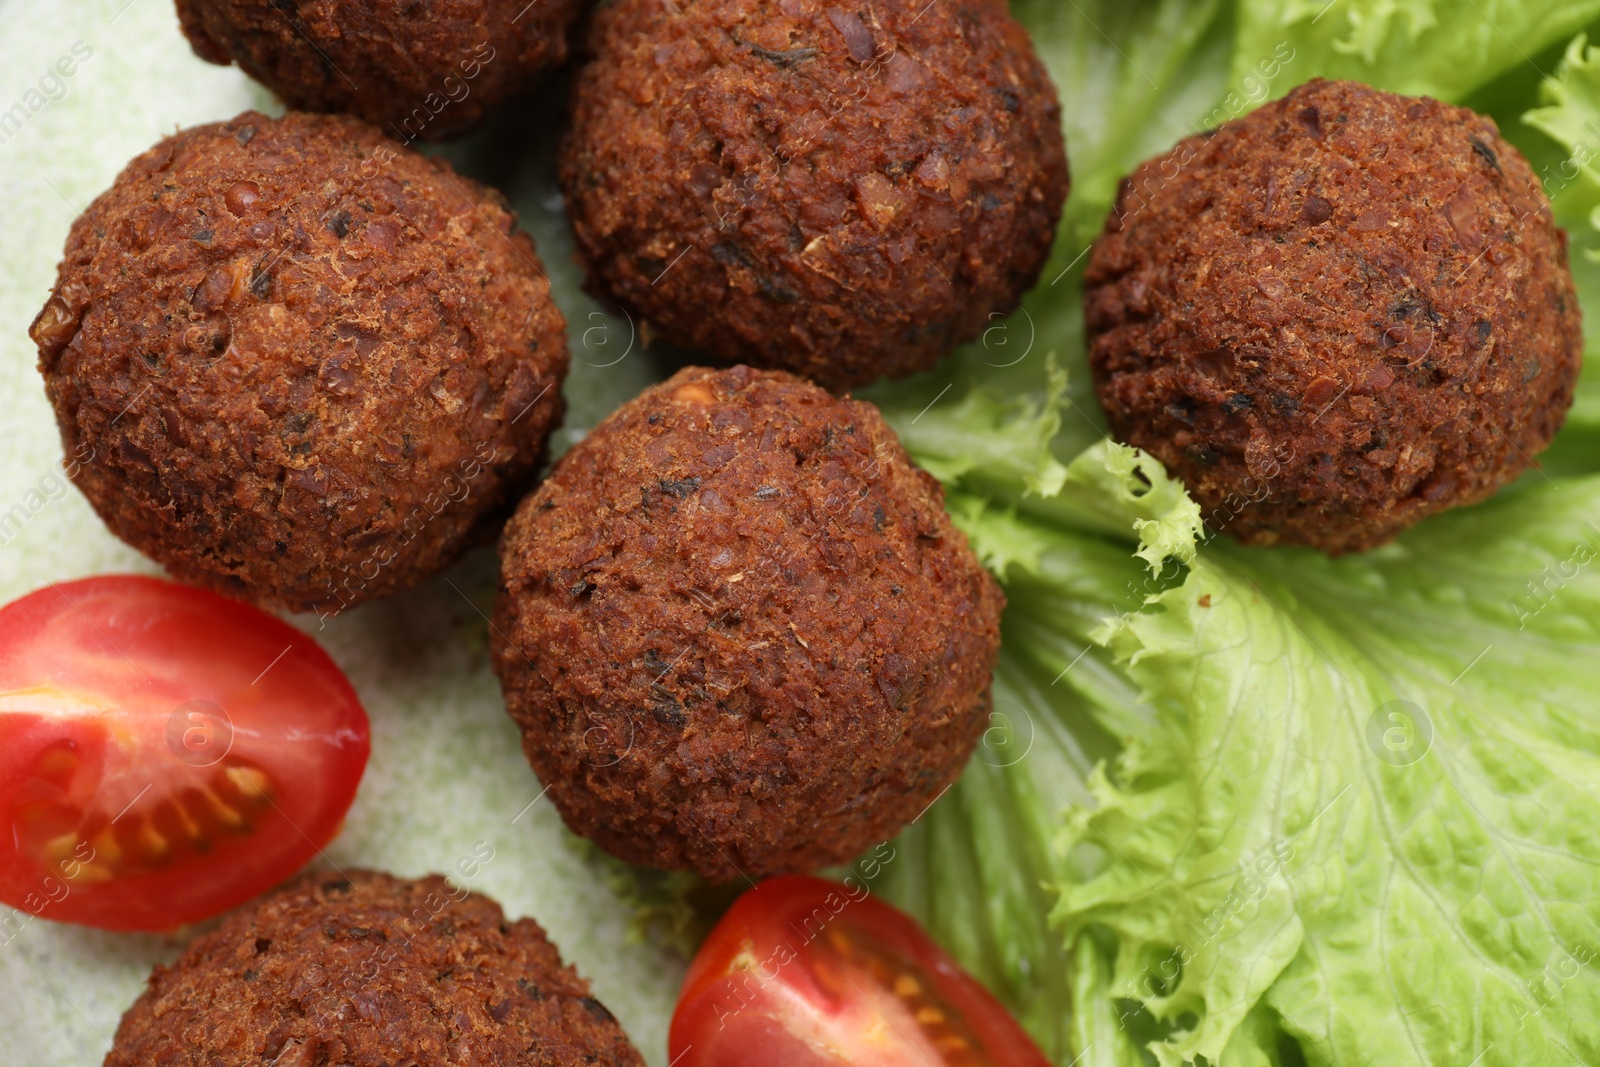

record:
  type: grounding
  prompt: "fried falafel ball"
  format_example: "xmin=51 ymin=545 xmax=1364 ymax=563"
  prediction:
xmin=30 ymin=111 xmax=569 ymax=614
xmin=560 ymin=0 xmax=1069 ymax=390
xmin=492 ymin=366 xmax=1003 ymax=880
xmin=1085 ymin=79 xmax=1582 ymax=553
xmin=105 ymin=870 xmax=645 ymax=1067
xmin=175 ymin=0 xmax=586 ymax=140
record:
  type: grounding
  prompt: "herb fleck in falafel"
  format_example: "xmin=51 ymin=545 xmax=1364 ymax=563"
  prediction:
xmin=1085 ymin=78 xmax=1582 ymax=552
xmin=175 ymin=0 xmax=586 ymax=140
xmin=104 ymin=870 xmax=644 ymax=1067
xmin=492 ymin=366 xmax=1003 ymax=880
xmin=30 ymin=111 xmax=569 ymax=614
xmin=560 ymin=0 xmax=1069 ymax=390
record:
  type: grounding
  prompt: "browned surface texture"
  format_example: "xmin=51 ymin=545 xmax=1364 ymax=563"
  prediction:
xmin=1085 ymin=78 xmax=1582 ymax=553
xmin=175 ymin=0 xmax=586 ymax=140
xmin=31 ymin=110 xmax=569 ymax=614
xmin=492 ymin=365 xmax=1003 ymax=880
xmin=559 ymin=0 xmax=1068 ymax=390
xmin=105 ymin=870 xmax=644 ymax=1067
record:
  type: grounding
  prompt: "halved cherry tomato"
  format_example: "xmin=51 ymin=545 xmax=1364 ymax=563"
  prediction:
xmin=0 ymin=575 xmax=369 ymax=931
xmin=670 ymin=875 xmax=1051 ymax=1067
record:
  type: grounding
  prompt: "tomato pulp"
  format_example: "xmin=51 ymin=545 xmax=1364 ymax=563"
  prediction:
xmin=0 ymin=575 xmax=369 ymax=932
xmin=670 ymin=875 xmax=1051 ymax=1067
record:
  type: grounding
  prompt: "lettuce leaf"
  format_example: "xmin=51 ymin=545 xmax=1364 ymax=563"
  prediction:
xmin=888 ymin=358 xmax=1070 ymax=503
xmin=1071 ymin=480 xmax=1600 ymax=1066
xmin=1517 ymin=33 xmax=1600 ymax=476
xmin=1523 ymin=33 xmax=1600 ymax=220
xmin=1019 ymin=0 xmax=1233 ymax=240
xmin=1233 ymin=0 xmax=1600 ymax=103
xmin=875 ymin=364 xmax=1600 ymax=1065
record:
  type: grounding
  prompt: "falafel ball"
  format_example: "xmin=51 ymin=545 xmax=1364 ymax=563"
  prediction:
xmin=1085 ymin=78 xmax=1582 ymax=553
xmin=492 ymin=366 xmax=1003 ymax=880
xmin=559 ymin=0 xmax=1069 ymax=390
xmin=175 ymin=0 xmax=586 ymax=140
xmin=105 ymin=869 xmax=644 ymax=1067
xmin=30 ymin=111 xmax=569 ymax=614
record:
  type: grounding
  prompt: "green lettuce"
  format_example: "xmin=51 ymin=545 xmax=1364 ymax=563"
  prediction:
xmin=1519 ymin=33 xmax=1600 ymax=475
xmin=1076 ymin=478 xmax=1600 ymax=1066
xmin=871 ymin=376 xmax=1600 ymax=1066
xmin=1233 ymin=0 xmax=1600 ymax=103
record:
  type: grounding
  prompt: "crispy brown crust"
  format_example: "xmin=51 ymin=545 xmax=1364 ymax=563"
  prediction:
xmin=1084 ymin=79 xmax=1582 ymax=553
xmin=174 ymin=0 xmax=586 ymax=140
xmin=491 ymin=365 xmax=1003 ymax=880
xmin=31 ymin=111 xmax=569 ymax=614
xmin=105 ymin=870 xmax=644 ymax=1067
xmin=559 ymin=0 xmax=1069 ymax=390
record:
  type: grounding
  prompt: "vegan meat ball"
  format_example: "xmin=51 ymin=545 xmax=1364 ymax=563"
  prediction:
xmin=105 ymin=870 xmax=645 ymax=1067
xmin=492 ymin=365 xmax=1003 ymax=880
xmin=30 ymin=111 xmax=569 ymax=614
xmin=175 ymin=0 xmax=587 ymax=140
xmin=560 ymin=0 xmax=1069 ymax=390
xmin=1085 ymin=78 xmax=1582 ymax=552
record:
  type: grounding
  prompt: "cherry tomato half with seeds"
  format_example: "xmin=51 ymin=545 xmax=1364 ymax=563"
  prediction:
xmin=0 ymin=575 xmax=369 ymax=931
xmin=670 ymin=875 xmax=1051 ymax=1067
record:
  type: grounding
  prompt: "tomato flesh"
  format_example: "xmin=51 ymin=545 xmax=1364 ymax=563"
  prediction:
xmin=670 ymin=875 xmax=1051 ymax=1067
xmin=0 ymin=576 xmax=369 ymax=931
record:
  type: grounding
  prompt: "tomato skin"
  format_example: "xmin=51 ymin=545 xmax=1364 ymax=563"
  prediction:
xmin=0 ymin=576 xmax=369 ymax=932
xmin=670 ymin=875 xmax=1051 ymax=1067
